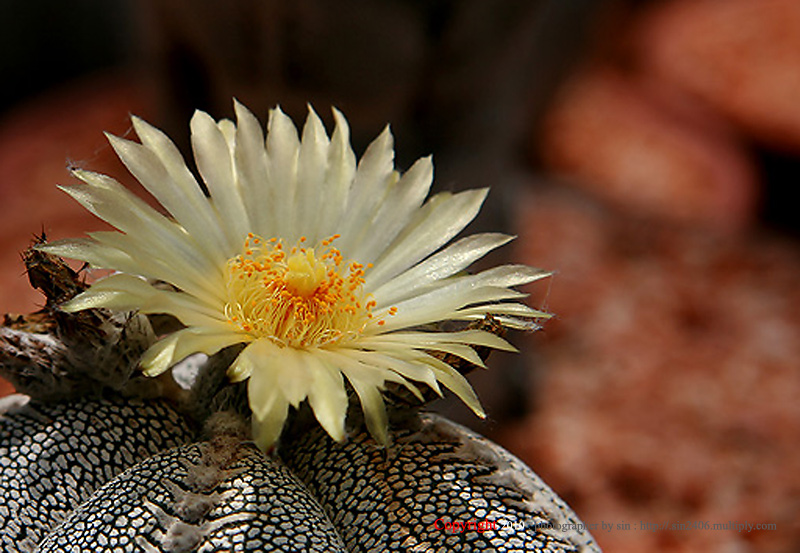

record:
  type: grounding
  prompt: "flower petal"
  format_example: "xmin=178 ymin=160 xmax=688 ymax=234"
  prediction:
xmin=294 ymin=106 xmax=331 ymax=242
xmin=455 ymin=302 xmax=551 ymax=321
xmin=276 ymin=346 xmax=312 ymax=408
xmin=318 ymin=350 xmax=392 ymax=445
xmin=304 ymin=351 xmax=348 ymax=442
xmin=240 ymin=342 xmax=292 ymax=449
xmin=191 ymin=110 xmax=251 ymax=246
xmin=140 ymin=328 xmax=245 ymax=377
xmin=233 ymin=100 xmax=273 ymax=237
xmin=38 ymin=238 xmax=136 ymax=272
xmin=342 ymin=349 xmax=440 ymax=398
xmin=358 ymin=329 xmax=517 ymax=353
xmin=251 ymin=396 xmax=290 ymax=452
xmin=367 ymin=232 xmax=514 ymax=302
xmin=61 ymin=171 xmax=220 ymax=279
xmin=336 ymin=126 xmax=394 ymax=253
xmin=62 ymin=273 xmax=230 ymax=333
xmin=266 ymin=107 xmax=301 ymax=241
xmin=376 ymin=286 xmax=525 ymax=333
xmin=88 ymin=231 xmax=225 ymax=303
xmin=421 ymin=354 xmax=485 ymax=418
xmin=348 ymin=155 xmax=432 ymax=263
xmin=373 ymin=264 xmax=548 ymax=331
xmin=366 ymin=188 xmax=488 ymax=286
xmin=129 ymin=116 xmax=230 ymax=261
xmin=317 ymin=108 xmax=356 ymax=239
xmin=60 ymin=273 xmax=159 ymax=312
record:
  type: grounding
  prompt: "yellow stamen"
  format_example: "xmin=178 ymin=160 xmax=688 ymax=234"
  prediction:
xmin=224 ymin=234 xmax=384 ymax=347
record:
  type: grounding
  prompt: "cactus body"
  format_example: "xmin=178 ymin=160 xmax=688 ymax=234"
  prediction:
xmin=38 ymin=439 xmax=347 ymax=552
xmin=282 ymin=412 xmax=600 ymax=552
xmin=0 ymin=395 xmax=193 ymax=551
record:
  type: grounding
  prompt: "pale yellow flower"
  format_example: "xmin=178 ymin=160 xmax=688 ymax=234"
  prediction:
xmin=42 ymin=102 xmax=550 ymax=450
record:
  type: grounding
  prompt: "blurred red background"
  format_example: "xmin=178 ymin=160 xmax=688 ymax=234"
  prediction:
xmin=1 ymin=1 xmax=798 ymax=551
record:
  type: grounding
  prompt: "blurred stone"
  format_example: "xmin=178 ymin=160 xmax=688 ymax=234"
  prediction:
xmin=634 ymin=0 xmax=800 ymax=153
xmin=499 ymin=187 xmax=800 ymax=553
xmin=539 ymin=67 xmax=758 ymax=233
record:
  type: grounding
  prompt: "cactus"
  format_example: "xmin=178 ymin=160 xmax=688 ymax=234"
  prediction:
xmin=1 ymin=102 xmax=602 ymax=551
xmin=0 ymin=242 xmax=601 ymax=552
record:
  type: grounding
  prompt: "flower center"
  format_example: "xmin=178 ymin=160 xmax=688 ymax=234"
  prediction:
xmin=224 ymin=234 xmax=376 ymax=347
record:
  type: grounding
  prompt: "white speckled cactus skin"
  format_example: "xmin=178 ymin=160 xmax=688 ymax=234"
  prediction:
xmin=281 ymin=413 xmax=600 ymax=552
xmin=37 ymin=431 xmax=349 ymax=552
xmin=1 ymin=393 xmax=600 ymax=552
xmin=0 ymin=395 xmax=195 ymax=551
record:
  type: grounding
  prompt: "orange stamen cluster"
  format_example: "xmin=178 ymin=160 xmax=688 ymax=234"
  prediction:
xmin=224 ymin=234 xmax=386 ymax=347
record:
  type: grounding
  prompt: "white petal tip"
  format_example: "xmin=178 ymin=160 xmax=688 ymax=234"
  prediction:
xmin=326 ymin=427 xmax=347 ymax=443
xmin=331 ymin=108 xmax=350 ymax=131
xmin=58 ymin=297 xmax=88 ymax=313
xmin=190 ymin=109 xmax=215 ymax=128
xmin=227 ymin=362 xmax=253 ymax=383
xmin=104 ymin=132 xmax=125 ymax=147
xmin=140 ymin=365 xmax=166 ymax=378
xmin=130 ymin=114 xmax=146 ymax=129
xmin=252 ymin=416 xmax=285 ymax=453
xmin=371 ymin=428 xmax=390 ymax=447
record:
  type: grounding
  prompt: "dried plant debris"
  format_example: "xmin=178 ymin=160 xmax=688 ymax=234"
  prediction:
xmin=23 ymin=233 xmax=87 ymax=307
xmin=1 ymin=239 xmax=156 ymax=400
